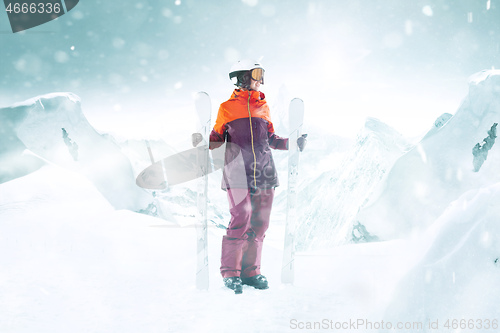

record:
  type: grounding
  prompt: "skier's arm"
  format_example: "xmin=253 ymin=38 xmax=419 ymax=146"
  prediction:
xmin=268 ymin=132 xmax=307 ymax=151
xmin=209 ymin=105 xmax=227 ymax=150
xmin=209 ymin=129 xmax=225 ymax=150
xmin=268 ymin=132 xmax=288 ymax=150
xmin=267 ymin=122 xmax=288 ymax=150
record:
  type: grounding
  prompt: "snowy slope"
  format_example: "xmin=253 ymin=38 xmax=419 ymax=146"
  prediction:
xmin=0 ymin=164 xmax=409 ymax=333
xmin=3 ymin=162 xmax=499 ymax=332
xmin=294 ymin=117 xmax=411 ymax=251
xmin=357 ymin=70 xmax=500 ymax=240
xmin=381 ymin=182 xmax=500 ymax=331
xmin=0 ymin=93 xmax=149 ymax=211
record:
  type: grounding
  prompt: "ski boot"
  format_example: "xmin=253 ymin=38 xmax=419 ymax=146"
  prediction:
xmin=241 ymin=274 xmax=269 ymax=290
xmin=223 ymin=277 xmax=243 ymax=294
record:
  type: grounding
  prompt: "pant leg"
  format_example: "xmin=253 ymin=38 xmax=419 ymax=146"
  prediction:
xmin=241 ymin=188 xmax=275 ymax=278
xmin=220 ymin=188 xmax=252 ymax=278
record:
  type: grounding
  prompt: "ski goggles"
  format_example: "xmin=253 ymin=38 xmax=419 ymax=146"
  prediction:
xmin=250 ymin=68 xmax=265 ymax=83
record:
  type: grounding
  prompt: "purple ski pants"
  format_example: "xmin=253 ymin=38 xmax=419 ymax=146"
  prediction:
xmin=220 ymin=188 xmax=275 ymax=279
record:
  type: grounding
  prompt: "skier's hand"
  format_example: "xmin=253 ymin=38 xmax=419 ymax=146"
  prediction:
xmin=297 ymin=134 xmax=307 ymax=152
xmin=192 ymin=133 xmax=203 ymax=147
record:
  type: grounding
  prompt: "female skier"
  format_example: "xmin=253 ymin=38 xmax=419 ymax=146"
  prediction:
xmin=200 ymin=59 xmax=306 ymax=294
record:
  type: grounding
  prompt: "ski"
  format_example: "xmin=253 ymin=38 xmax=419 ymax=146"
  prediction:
xmin=194 ymin=91 xmax=211 ymax=290
xmin=282 ymin=98 xmax=305 ymax=284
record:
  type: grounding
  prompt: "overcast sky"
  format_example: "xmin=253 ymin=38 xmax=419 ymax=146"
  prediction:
xmin=1 ymin=0 xmax=499 ymax=137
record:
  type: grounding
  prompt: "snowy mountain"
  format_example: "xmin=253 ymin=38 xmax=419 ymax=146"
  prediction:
xmin=294 ymin=117 xmax=411 ymax=251
xmin=2 ymin=71 xmax=500 ymax=332
xmin=357 ymin=70 xmax=500 ymax=241
xmin=3 ymin=0 xmax=500 ymax=330
xmin=0 ymin=93 xmax=149 ymax=211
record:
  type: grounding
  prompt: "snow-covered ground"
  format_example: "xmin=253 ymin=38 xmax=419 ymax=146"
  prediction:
xmin=0 ymin=164 xmax=430 ymax=333
xmin=3 ymin=165 xmax=498 ymax=333
xmin=2 ymin=71 xmax=500 ymax=332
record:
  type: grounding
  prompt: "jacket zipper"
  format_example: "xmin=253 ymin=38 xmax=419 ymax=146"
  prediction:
xmin=247 ymin=91 xmax=257 ymax=189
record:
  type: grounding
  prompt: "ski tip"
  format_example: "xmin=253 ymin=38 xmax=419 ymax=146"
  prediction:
xmin=194 ymin=91 xmax=211 ymax=108
xmin=196 ymin=91 xmax=209 ymax=97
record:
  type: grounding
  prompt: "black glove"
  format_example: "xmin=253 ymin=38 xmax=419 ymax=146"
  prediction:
xmin=192 ymin=133 xmax=203 ymax=147
xmin=297 ymin=134 xmax=307 ymax=152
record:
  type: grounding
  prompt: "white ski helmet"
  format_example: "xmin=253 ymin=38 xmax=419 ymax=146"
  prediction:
xmin=229 ymin=59 xmax=265 ymax=88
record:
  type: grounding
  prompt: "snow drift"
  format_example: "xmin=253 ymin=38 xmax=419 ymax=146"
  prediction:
xmin=0 ymin=93 xmax=149 ymax=211
xmin=382 ymin=182 xmax=500 ymax=331
xmin=357 ymin=70 xmax=500 ymax=240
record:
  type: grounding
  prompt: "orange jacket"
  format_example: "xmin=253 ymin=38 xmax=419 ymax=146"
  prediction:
xmin=213 ymin=89 xmax=273 ymax=136
xmin=209 ymin=89 xmax=288 ymax=189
